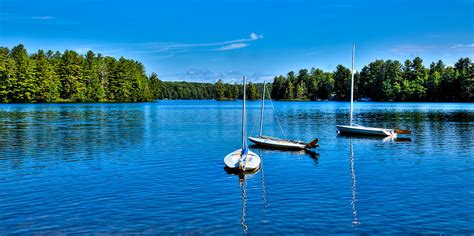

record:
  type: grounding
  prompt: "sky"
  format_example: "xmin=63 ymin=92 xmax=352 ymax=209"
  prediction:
xmin=1 ymin=0 xmax=473 ymax=83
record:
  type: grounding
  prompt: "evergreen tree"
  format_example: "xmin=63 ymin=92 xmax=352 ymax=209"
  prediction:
xmin=31 ymin=49 xmax=61 ymax=102
xmin=148 ymin=72 xmax=161 ymax=100
xmin=333 ymin=65 xmax=351 ymax=100
xmin=0 ymin=47 xmax=17 ymax=102
xmin=59 ymin=50 xmax=85 ymax=102
xmin=246 ymin=82 xmax=259 ymax=100
xmin=284 ymin=79 xmax=295 ymax=99
xmin=214 ymin=79 xmax=226 ymax=100
xmin=11 ymin=44 xmax=36 ymax=102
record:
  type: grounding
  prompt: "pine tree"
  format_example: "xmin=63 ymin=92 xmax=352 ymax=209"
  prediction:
xmin=0 ymin=47 xmax=17 ymax=102
xmin=11 ymin=44 xmax=36 ymax=102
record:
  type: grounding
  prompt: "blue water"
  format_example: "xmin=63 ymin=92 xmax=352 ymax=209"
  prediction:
xmin=0 ymin=101 xmax=473 ymax=234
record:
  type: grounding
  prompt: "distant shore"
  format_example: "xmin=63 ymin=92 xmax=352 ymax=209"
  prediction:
xmin=1 ymin=45 xmax=472 ymax=103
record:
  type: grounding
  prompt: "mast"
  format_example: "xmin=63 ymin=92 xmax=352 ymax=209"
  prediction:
xmin=259 ymin=82 xmax=266 ymax=137
xmin=242 ymin=76 xmax=246 ymax=149
xmin=350 ymin=44 xmax=355 ymax=126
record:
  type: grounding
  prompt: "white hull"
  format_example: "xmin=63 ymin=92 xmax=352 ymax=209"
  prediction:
xmin=224 ymin=149 xmax=261 ymax=171
xmin=337 ymin=125 xmax=396 ymax=137
xmin=248 ymin=136 xmax=307 ymax=150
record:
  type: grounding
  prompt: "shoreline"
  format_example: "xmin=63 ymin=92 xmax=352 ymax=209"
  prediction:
xmin=0 ymin=100 xmax=472 ymax=105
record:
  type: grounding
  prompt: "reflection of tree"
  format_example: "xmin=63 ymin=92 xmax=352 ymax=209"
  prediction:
xmin=0 ymin=105 xmax=147 ymax=171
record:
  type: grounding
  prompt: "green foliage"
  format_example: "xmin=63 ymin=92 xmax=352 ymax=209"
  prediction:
xmin=214 ymin=79 xmax=226 ymax=100
xmin=31 ymin=49 xmax=61 ymax=102
xmin=246 ymin=82 xmax=259 ymax=100
xmin=333 ymin=65 xmax=351 ymax=100
xmin=269 ymin=57 xmax=472 ymax=102
xmin=148 ymin=72 xmax=161 ymax=99
xmin=0 ymin=44 xmax=155 ymax=103
xmin=11 ymin=44 xmax=36 ymax=102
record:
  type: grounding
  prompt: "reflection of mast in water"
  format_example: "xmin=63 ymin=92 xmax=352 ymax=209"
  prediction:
xmin=350 ymin=140 xmax=360 ymax=226
xmin=238 ymin=151 xmax=267 ymax=235
xmin=239 ymin=176 xmax=248 ymax=234
xmin=260 ymin=151 xmax=267 ymax=211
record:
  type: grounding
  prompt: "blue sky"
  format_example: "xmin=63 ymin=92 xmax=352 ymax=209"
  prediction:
xmin=1 ymin=0 xmax=473 ymax=83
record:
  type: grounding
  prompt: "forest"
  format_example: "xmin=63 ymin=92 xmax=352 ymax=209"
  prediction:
xmin=0 ymin=44 xmax=160 ymax=102
xmin=271 ymin=57 xmax=473 ymax=102
xmin=0 ymin=44 xmax=472 ymax=102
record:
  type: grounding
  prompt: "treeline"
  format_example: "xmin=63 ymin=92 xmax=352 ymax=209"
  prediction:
xmin=159 ymin=80 xmax=270 ymax=100
xmin=1 ymin=45 xmax=472 ymax=102
xmin=271 ymin=57 xmax=473 ymax=102
xmin=0 ymin=44 xmax=160 ymax=102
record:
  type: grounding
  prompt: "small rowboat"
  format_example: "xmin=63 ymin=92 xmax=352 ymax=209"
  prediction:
xmin=224 ymin=149 xmax=261 ymax=171
xmin=248 ymin=136 xmax=318 ymax=150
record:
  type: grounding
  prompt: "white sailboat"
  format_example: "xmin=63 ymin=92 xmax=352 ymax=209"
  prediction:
xmin=248 ymin=82 xmax=319 ymax=150
xmin=336 ymin=45 xmax=410 ymax=137
xmin=224 ymin=76 xmax=261 ymax=172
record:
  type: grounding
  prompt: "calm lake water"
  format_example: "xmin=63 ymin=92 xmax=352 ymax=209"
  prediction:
xmin=0 ymin=101 xmax=473 ymax=234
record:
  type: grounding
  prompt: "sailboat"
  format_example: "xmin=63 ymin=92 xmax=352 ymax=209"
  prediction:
xmin=248 ymin=82 xmax=319 ymax=150
xmin=224 ymin=76 xmax=261 ymax=172
xmin=336 ymin=45 xmax=411 ymax=137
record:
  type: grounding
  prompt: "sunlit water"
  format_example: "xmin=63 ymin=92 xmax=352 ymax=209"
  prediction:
xmin=0 ymin=101 xmax=473 ymax=234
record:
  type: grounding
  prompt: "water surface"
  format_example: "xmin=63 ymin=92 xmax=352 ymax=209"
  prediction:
xmin=0 ymin=101 xmax=473 ymax=234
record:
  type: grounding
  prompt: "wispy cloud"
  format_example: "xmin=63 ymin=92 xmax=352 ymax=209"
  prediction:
xmin=390 ymin=44 xmax=437 ymax=54
xmin=161 ymin=69 xmax=272 ymax=83
xmin=120 ymin=32 xmax=264 ymax=55
xmin=249 ymin=32 xmax=263 ymax=40
xmin=74 ymin=47 xmax=93 ymax=54
xmin=451 ymin=43 xmax=474 ymax=49
xmin=215 ymin=43 xmax=249 ymax=51
xmin=75 ymin=32 xmax=265 ymax=60
xmin=1 ymin=16 xmax=56 ymax=21
xmin=390 ymin=43 xmax=474 ymax=56
xmin=30 ymin=16 xmax=55 ymax=20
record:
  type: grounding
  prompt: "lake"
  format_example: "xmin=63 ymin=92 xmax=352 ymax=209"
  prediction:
xmin=0 ymin=101 xmax=473 ymax=234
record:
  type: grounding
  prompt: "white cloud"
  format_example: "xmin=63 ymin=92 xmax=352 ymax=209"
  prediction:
xmin=390 ymin=44 xmax=436 ymax=54
xmin=215 ymin=43 xmax=249 ymax=51
xmin=249 ymin=32 xmax=263 ymax=40
xmin=75 ymin=47 xmax=92 ymax=54
xmin=1 ymin=16 xmax=56 ymax=21
xmin=30 ymin=16 xmax=55 ymax=20
xmin=161 ymin=69 xmax=273 ymax=83
xmin=114 ymin=32 xmax=264 ymax=54
xmin=451 ymin=44 xmax=474 ymax=49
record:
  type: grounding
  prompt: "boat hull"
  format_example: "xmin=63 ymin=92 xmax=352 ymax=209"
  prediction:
xmin=248 ymin=136 xmax=307 ymax=150
xmin=336 ymin=125 xmax=396 ymax=137
xmin=224 ymin=149 xmax=261 ymax=171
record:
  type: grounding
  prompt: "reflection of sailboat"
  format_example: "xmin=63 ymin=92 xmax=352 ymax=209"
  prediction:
xmin=349 ymin=140 xmax=360 ymax=226
xmin=336 ymin=45 xmax=410 ymax=137
xmin=250 ymin=144 xmax=319 ymax=159
xmin=337 ymin=133 xmax=411 ymax=143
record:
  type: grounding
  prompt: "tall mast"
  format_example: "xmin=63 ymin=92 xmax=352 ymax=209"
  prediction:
xmin=242 ymin=76 xmax=246 ymax=149
xmin=350 ymin=44 xmax=355 ymax=126
xmin=259 ymin=82 xmax=266 ymax=137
